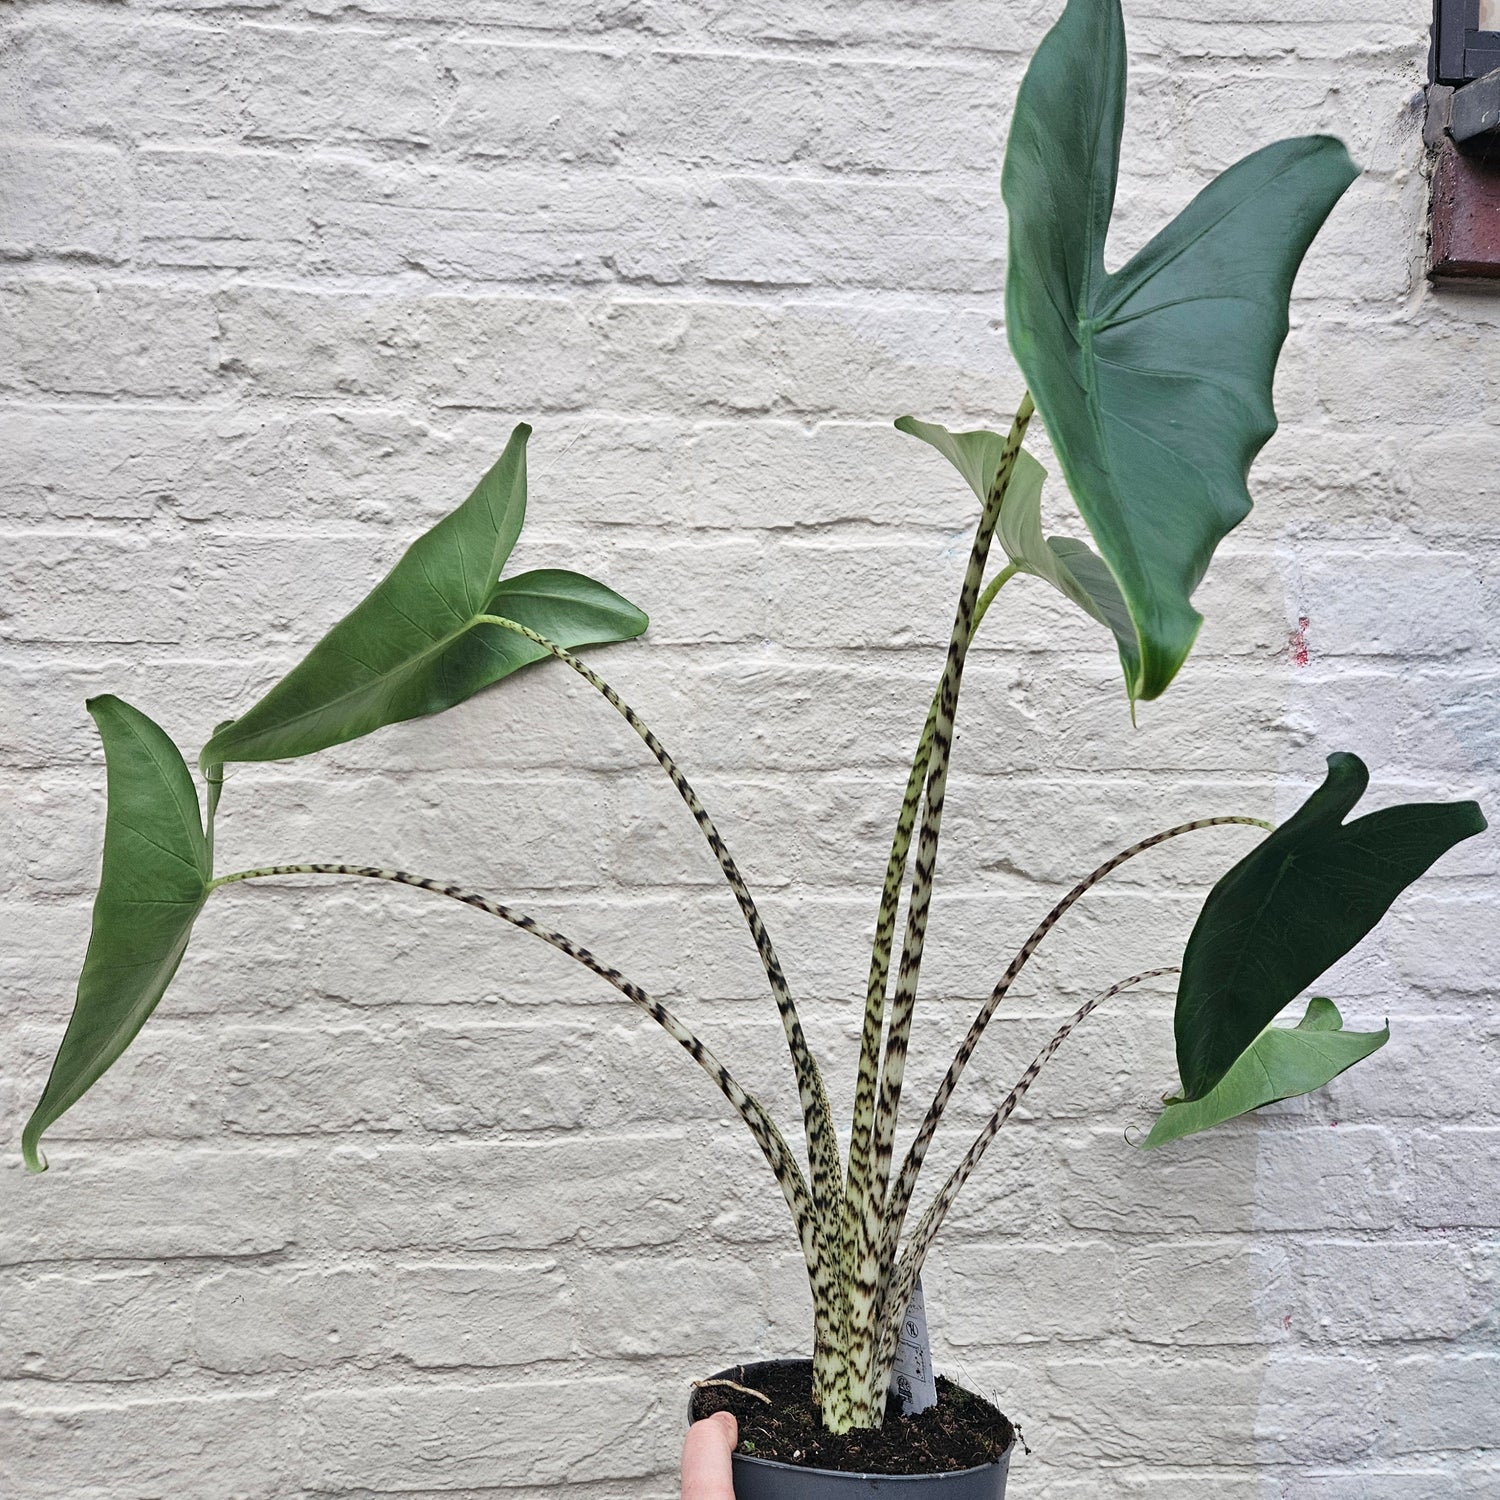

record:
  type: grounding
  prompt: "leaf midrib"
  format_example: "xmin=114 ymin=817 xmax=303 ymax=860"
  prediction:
xmin=1067 ymin=144 xmax=1331 ymax=685
xmin=114 ymin=709 xmax=207 ymax=880
xmin=1092 ymin=145 xmax=1311 ymax=326
xmin=214 ymin=610 xmax=498 ymax=752
xmin=63 ymin=917 xmax=203 ymax=1117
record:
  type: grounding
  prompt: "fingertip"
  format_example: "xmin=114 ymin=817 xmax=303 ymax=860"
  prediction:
xmin=710 ymin=1410 xmax=738 ymax=1444
xmin=682 ymin=1412 xmax=738 ymax=1499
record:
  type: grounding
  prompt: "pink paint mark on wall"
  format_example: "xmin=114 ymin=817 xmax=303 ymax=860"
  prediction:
xmin=1288 ymin=615 xmax=1311 ymax=667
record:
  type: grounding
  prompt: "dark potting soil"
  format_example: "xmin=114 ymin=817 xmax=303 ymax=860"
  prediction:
xmin=689 ymin=1360 xmax=1015 ymax=1476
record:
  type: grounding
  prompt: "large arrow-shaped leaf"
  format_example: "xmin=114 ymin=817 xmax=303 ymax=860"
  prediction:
xmin=201 ymin=424 xmax=648 ymax=765
xmin=895 ymin=417 xmax=1132 ymax=651
xmin=23 ymin=698 xmax=212 ymax=1171
xmin=1142 ymin=998 xmax=1388 ymax=1149
xmin=1174 ymin=753 xmax=1485 ymax=1102
xmin=1002 ymin=0 xmax=1358 ymax=702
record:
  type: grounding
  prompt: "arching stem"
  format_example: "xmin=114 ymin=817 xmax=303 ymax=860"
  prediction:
xmin=210 ymin=859 xmax=850 ymax=1421
xmin=473 ymin=615 xmax=845 ymax=1261
xmin=874 ymin=966 xmax=1181 ymax=1389
xmin=879 ymin=816 xmax=1273 ymax=1273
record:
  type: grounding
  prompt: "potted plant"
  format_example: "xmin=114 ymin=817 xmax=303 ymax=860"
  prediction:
xmin=17 ymin=0 xmax=1487 ymax=1493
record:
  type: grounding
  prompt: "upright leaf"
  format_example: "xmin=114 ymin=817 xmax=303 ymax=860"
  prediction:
xmin=895 ymin=417 xmax=1131 ymax=651
xmin=1174 ymin=753 xmax=1485 ymax=1102
xmin=1003 ymin=0 xmax=1358 ymax=701
xmin=23 ymin=698 xmax=212 ymax=1171
xmin=201 ymin=425 xmax=648 ymax=764
xmin=1142 ymin=998 xmax=1388 ymax=1149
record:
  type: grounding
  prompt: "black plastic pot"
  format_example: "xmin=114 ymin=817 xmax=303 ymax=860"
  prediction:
xmin=691 ymin=1361 xmax=1012 ymax=1499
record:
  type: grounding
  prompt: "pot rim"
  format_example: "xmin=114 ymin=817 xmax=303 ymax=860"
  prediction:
xmin=693 ymin=1358 xmax=1014 ymax=1485
xmin=731 ymin=1450 xmax=1008 ymax=1483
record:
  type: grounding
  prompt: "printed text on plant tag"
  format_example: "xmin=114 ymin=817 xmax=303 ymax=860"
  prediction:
xmin=889 ymin=1276 xmax=938 ymax=1415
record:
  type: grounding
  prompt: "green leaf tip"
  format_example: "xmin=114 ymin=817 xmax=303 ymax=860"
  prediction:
xmin=198 ymin=425 xmax=649 ymax=766
xmin=1160 ymin=751 xmax=1484 ymax=1139
xmin=1003 ymin=0 xmax=1358 ymax=702
xmin=24 ymin=697 xmax=212 ymax=1172
xmin=1140 ymin=997 xmax=1389 ymax=1149
xmin=202 ymin=717 xmax=237 ymax=766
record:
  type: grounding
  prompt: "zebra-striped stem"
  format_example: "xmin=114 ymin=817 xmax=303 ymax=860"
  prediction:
xmin=872 ymin=967 xmax=1181 ymax=1389
xmin=847 ymin=393 xmax=1035 ymax=1425
xmin=839 ymin=688 xmax=935 ymax=1323
xmin=474 ymin=615 xmax=846 ymax=1250
xmin=877 ymin=815 xmax=1273 ymax=1275
xmin=839 ymin=567 xmax=1017 ymax=1300
xmin=209 ymin=859 xmax=851 ymax=1424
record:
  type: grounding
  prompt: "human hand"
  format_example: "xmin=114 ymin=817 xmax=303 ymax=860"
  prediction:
xmin=681 ymin=1411 xmax=738 ymax=1499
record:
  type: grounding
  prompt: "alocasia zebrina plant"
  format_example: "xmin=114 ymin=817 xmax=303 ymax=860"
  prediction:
xmin=22 ymin=0 xmax=1486 ymax=1440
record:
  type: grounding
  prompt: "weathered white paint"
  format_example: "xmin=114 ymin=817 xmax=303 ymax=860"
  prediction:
xmin=1 ymin=2 xmax=1496 ymax=1496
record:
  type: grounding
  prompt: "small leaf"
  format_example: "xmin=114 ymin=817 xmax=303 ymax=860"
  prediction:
xmin=24 ymin=698 xmax=211 ymax=1172
xmin=1175 ymin=752 xmax=1486 ymax=1102
xmin=1043 ymin=538 xmax=1134 ymax=652
xmin=1141 ymin=998 xmax=1388 ymax=1149
xmin=478 ymin=567 xmax=649 ymax=674
xmin=893 ymin=417 xmax=1010 ymax=510
xmin=201 ymin=426 xmax=648 ymax=765
xmin=1002 ymin=0 xmax=1358 ymax=701
xmin=895 ymin=415 xmax=1131 ymax=650
xmin=996 ymin=455 xmax=1133 ymax=656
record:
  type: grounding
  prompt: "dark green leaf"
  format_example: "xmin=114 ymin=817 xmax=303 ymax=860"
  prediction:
xmin=1141 ymin=998 xmax=1388 ymax=1149
xmin=201 ymin=426 xmax=648 ymax=765
xmin=895 ymin=415 xmax=1131 ymax=651
xmin=1002 ymin=0 xmax=1358 ymax=701
xmin=1175 ymin=752 xmax=1486 ymax=1101
xmin=23 ymin=698 xmax=211 ymax=1172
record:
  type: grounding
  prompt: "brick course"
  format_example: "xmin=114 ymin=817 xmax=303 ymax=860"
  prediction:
xmin=1 ymin=1 xmax=1495 ymax=1495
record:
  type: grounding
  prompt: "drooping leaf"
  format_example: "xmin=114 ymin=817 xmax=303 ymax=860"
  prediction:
xmin=23 ymin=698 xmax=212 ymax=1171
xmin=893 ymin=417 xmax=1010 ymax=511
xmin=201 ymin=426 xmax=648 ymax=765
xmin=1002 ymin=0 xmax=1358 ymax=701
xmin=995 ymin=451 xmax=1135 ymax=656
xmin=1043 ymin=538 xmax=1134 ymax=652
xmin=1175 ymin=753 xmax=1486 ymax=1102
xmin=1141 ymin=998 xmax=1388 ymax=1149
xmin=895 ymin=416 xmax=1132 ymax=652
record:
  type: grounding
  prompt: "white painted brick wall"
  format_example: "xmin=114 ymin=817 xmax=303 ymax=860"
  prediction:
xmin=1 ymin=1 xmax=1495 ymax=1495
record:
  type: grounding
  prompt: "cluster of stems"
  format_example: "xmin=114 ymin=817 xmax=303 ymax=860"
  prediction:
xmin=212 ymin=393 xmax=1272 ymax=1434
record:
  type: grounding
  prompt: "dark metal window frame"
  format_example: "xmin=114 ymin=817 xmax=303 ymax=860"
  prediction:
xmin=1434 ymin=0 xmax=1500 ymax=85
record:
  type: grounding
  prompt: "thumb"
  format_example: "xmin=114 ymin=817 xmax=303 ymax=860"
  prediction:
xmin=681 ymin=1411 xmax=738 ymax=1500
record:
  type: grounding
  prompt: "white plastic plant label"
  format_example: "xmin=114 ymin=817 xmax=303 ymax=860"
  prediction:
xmin=888 ymin=1276 xmax=938 ymax=1415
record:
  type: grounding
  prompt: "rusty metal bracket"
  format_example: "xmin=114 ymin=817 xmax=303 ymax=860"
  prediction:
xmin=1430 ymin=137 xmax=1500 ymax=280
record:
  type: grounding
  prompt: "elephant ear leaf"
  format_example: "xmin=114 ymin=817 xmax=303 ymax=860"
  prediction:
xmin=1002 ymin=0 xmax=1358 ymax=702
xmin=1169 ymin=752 xmax=1485 ymax=1117
xmin=24 ymin=697 xmax=212 ymax=1172
xmin=201 ymin=424 xmax=648 ymax=765
xmin=1141 ymin=998 xmax=1388 ymax=1149
xmin=895 ymin=416 xmax=1131 ymax=652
